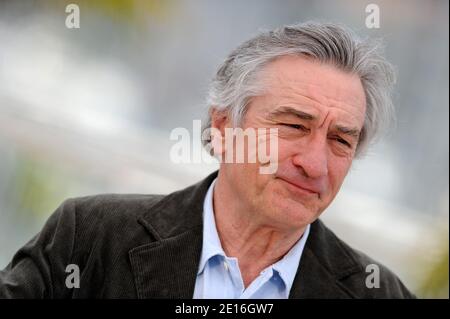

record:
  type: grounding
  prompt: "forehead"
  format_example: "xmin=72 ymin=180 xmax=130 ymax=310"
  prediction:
xmin=258 ymin=55 xmax=367 ymax=127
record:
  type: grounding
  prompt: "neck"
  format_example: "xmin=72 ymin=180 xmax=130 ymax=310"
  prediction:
xmin=213 ymin=173 xmax=306 ymax=287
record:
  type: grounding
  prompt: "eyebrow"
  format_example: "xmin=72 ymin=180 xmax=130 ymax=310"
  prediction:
xmin=268 ymin=106 xmax=361 ymax=138
xmin=268 ymin=106 xmax=316 ymax=121
xmin=334 ymin=125 xmax=361 ymax=138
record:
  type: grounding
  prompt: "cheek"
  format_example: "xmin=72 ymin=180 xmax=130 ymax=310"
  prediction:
xmin=271 ymin=138 xmax=294 ymax=162
xmin=227 ymin=162 xmax=269 ymax=192
xmin=327 ymin=159 xmax=352 ymax=194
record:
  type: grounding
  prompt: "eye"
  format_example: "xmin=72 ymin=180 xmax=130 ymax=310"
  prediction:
xmin=334 ymin=137 xmax=351 ymax=148
xmin=281 ymin=123 xmax=308 ymax=131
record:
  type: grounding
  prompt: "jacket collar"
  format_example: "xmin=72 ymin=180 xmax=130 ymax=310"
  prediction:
xmin=289 ymin=219 xmax=363 ymax=298
xmin=129 ymin=171 xmax=362 ymax=299
xmin=129 ymin=171 xmax=216 ymax=298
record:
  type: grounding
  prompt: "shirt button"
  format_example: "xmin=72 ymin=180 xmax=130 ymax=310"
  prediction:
xmin=223 ymin=261 xmax=229 ymax=271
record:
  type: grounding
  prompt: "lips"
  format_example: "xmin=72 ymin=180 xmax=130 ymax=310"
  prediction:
xmin=280 ymin=177 xmax=316 ymax=194
xmin=274 ymin=164 xmax=326 ymax=196
xmin=276 ymin=174 xmax=323 ymax=196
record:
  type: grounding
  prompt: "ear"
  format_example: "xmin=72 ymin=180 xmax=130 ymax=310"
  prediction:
xmin=210 ymin=108 xmax=229 ymax=133
xmin=209 ymin=108 xmax=230 ymax=157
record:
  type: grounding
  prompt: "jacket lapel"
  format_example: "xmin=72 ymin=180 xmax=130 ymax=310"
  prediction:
xmin=289 ymin=219 xmax=362 ymax=299
xmin=289 ymin=247 xmax=352 ymax=298
xmin=129 ymin=226 xmax=203 ymax=298
xmin=129 ymin=171 xmax=218 ymax=299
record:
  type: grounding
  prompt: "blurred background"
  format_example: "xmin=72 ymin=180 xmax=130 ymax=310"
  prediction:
xmin=0 ymin=0 xmax=448 ymax=298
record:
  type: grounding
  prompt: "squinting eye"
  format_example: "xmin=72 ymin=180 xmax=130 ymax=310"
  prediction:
xmin=282 ymin=123 xmax=308 ymax=131
xmin=335 ymin=137 xmax=351 ymax=148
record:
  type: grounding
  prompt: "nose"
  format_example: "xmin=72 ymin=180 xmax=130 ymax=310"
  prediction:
xmin=292 ymin=135 xmax=329 ymax=179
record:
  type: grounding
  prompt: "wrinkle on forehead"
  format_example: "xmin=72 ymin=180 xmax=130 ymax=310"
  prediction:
xmin=260 ymin=56 xmax=366 ymax=128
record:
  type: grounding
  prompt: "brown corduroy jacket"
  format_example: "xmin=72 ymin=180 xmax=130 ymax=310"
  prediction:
xmin=0 ymin=171 xmax=415 ymax=298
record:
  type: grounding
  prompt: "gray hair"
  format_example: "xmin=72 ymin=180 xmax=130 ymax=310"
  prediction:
xmin=203 ymin=21 xmax=396 ymax=156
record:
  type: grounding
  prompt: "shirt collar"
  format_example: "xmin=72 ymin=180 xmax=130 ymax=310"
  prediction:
xmin=197 ymin=177 xmax=311 ymax=292
xmin=197 ymin=178 xmax=225 ymax=275
xmin=271 ymin=223 xmax=310 ymax=293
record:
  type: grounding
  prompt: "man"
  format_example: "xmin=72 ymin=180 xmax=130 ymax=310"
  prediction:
xmin=0 ymin=22 xmax=414 ymax=298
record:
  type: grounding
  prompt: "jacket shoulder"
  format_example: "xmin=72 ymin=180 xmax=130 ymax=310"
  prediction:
xmin=56 ymin=193 xmax=164 ymax=258
xmin=65 ymin=193 xmax=165 ymax=222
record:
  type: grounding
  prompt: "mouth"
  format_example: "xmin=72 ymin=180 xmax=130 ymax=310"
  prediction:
xmin=277 ymin=177 xmax=319 ymax=196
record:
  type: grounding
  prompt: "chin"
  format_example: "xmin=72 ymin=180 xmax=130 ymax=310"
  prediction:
xmin=263 ymin=191 xmax=319 ymax=229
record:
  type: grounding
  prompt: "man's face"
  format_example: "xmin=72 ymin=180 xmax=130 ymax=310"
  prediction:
xmin=216 ymin=55 xmax=366 ymax=231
